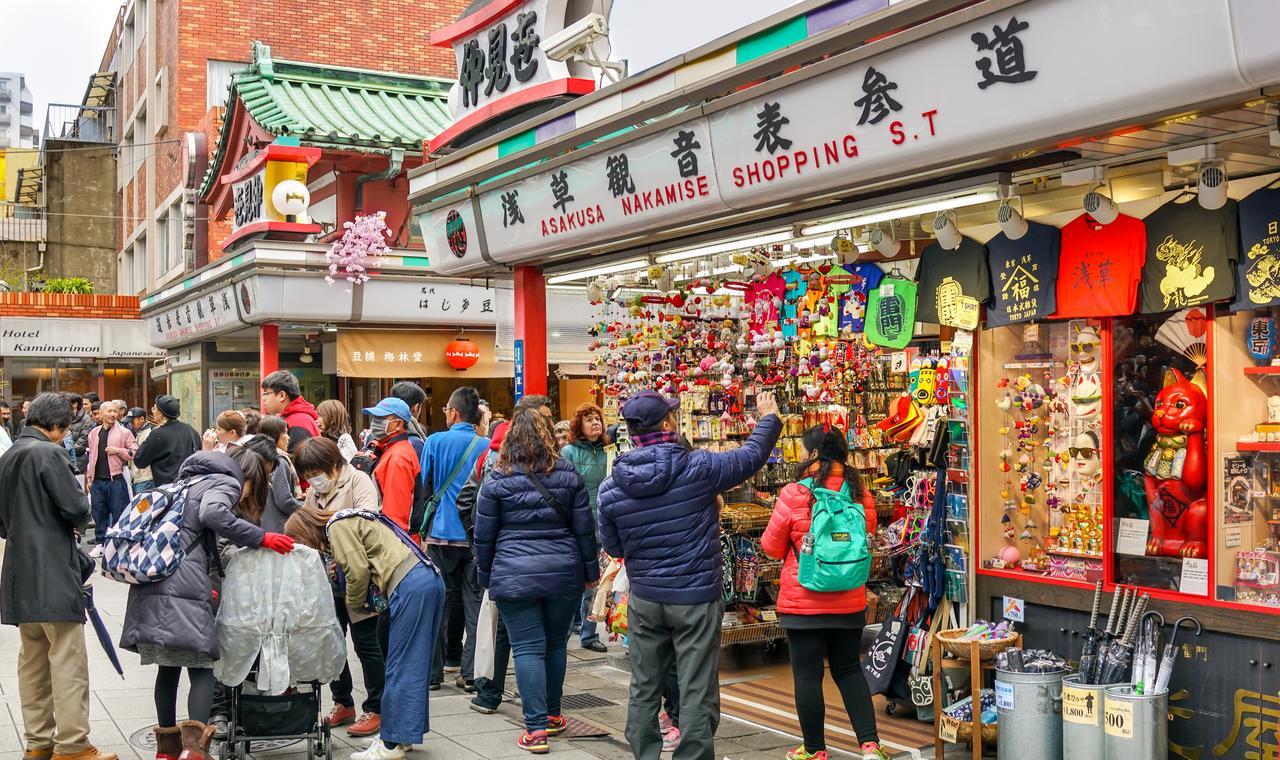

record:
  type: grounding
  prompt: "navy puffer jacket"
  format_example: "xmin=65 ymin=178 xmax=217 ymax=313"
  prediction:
xmin=474 ymin=458 xmax=600 ymax=602
xmin=598 ymin=415 xmax=782 ymax=604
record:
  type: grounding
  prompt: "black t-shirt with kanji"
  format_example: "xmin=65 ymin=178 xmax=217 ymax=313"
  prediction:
xmin=914 ymin=237 xmax=990 ymax=326
xmin=1138 ymin=198 xmax=1240 ymax=313
xmin=1232 ymin=187 xmax=1280 ymax=311
xmin=985 ymin=221 xmax=1060 ymax=326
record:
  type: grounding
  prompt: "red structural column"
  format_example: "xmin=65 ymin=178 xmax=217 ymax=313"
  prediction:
xmin=260 ymin=324 xmax=279 ymax=378
xmin=514 ymin=265 xmax=548 ymax=396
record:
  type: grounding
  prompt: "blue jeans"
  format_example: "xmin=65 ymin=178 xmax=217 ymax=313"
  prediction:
xmin=90 ymin=476 xmax=130 ymax=542
xmin=382 ymin=564 xmax=445 ymax=746
xmin=496 ymin=594 xmax=579 ymax=733
xmin=132 ymin=479 xmax=154 ymax=494
xmin=579 ymin=588 xmax=600 ymax=646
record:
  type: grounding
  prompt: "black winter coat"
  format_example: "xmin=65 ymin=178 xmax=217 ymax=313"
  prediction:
xmin=119 ymin=452 xmax=265 ymax=660
xmin=0 ymin=428 xmax=93 ymax=625
xmin=474 ymin=459 xmax=599 ymax=602
xmin=134 ymin=419 xmax=202 ymax=486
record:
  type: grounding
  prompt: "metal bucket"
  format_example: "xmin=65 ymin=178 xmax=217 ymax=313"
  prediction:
xmin=1102 ymin=685 xmax=1168 ymax=760
xmin=996 ymin=669 xmax=1066 ymax=760
xmin=1062 ymin=675 xmax=1116 ymax=760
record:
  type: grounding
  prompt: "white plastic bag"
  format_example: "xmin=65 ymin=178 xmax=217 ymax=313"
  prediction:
xmin=215 ymin=545 xmax=347 ymax=694
xmin=474 ymin=590 xmax=499 ymax=681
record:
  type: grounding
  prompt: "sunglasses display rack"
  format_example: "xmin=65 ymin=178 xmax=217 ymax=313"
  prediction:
xmin=983 ymin=320 xmax=1106 ymax=583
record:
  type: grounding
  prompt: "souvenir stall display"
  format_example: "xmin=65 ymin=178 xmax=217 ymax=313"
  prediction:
xmin=587 ymin=249 xmax=978 ymax=647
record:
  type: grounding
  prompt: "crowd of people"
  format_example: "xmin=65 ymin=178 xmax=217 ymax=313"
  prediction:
xmin=0 ymin=374 xmax=888 ymax=760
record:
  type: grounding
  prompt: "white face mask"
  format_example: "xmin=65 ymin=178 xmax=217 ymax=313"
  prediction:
xmin=307 ymin=474 xmax=335 ymax=494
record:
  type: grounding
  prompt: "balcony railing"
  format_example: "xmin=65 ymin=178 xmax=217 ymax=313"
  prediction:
xmin=43 ymin=103 xmax=114 ymax=143
xmin=0 ymin=206 xmax=46 ymax=242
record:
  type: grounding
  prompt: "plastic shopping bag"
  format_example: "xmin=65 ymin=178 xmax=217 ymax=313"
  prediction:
xmin=474 ymin=590 xmax=499 ymax=682
xmin=591 ymin=559 xmax=622 ymax=621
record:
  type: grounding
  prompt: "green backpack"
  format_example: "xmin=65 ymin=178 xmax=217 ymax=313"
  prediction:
xmin=796 ymin=478 xmax=871 ymax=592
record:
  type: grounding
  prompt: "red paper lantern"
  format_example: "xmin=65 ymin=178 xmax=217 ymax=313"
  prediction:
xmin=444 ymin=338 xmax=481 ymax=371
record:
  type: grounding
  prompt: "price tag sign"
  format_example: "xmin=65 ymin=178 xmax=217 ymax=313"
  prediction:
xmin=995 ymin=680 xmax=1015 ymax=711
xmin=1115 ymin=518 xmax=1150 ymax=556
xmin=939 ymin=716 xmax=959 ymax=743
xmin=1104 ymin=699 xmax=1133 ymax=738
xmin=1063 ymin=684 xmax=1099 ymax=725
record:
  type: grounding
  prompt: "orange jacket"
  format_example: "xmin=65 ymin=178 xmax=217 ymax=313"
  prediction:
xmin=373 ymin=437 xmax=420 ymax=532
xmin=761 ymin=465 xmax=877 ymax=616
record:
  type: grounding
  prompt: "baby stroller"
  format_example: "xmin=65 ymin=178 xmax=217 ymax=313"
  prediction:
xmin=214 ymin=547 xmax=347 ymax=760
xmin=220 ymin=671 xmax=332 ymax=760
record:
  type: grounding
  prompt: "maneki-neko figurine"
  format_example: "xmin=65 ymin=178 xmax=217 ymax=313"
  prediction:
xmin=1143 ymin=368 xmax=1209 ymax=558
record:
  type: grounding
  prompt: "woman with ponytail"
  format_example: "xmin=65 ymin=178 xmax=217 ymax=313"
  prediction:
xmin=760 ymin=425 xmax=885 ymax=760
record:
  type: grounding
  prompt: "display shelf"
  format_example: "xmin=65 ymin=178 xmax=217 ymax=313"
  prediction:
xmin=1233 ymin=437 xmax=1280 ymax=450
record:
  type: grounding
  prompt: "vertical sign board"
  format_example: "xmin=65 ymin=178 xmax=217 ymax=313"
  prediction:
xmin=513 ymin=339 xmax=526 ymax=401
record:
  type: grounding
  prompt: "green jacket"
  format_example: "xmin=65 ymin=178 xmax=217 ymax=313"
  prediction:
xmin=561 ymin=439 xmax=607 ymax=515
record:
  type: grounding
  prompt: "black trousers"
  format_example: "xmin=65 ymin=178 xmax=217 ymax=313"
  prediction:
xmin=786 ymin=626 xmax=879 ymax=752
xmin=427 ymin=545 xmax=481 ymax=682
xmin=330 ymin=602 xmax=387 ymax=714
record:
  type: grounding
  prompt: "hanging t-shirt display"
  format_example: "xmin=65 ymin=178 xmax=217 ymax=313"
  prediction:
xmin=914 ymin=237 xmax=990 ymax=327
xmin=1232 ymin=187 xmax=1280 ymax=310
xmin=780 ymin=268 xmax=810 ymax=339
xmin=866 ymin=277 xmax=917 ymax=349
xmin=839 ymin=263 xmax=885 ymax=335
xmin=745 ymin=272 xmax=785 ymax=338
xmin=813 ymin=264 xmax=855 ymax=337
xmin=986 ymin=221 xmax=1061 ymax=326
xmin=1055 ymin=213 xmax=1145 ymax=318
xmin=1138 ymin=198 xmax=1240 ymax=313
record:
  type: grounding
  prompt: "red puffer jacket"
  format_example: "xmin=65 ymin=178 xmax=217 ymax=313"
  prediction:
xmin=760 ymin=464 xmax=877 ymax=616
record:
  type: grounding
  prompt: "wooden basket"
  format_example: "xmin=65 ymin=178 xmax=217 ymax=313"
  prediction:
xmin=936 ymin=629 xmax=1019 ymax=661
xmin=721 ymin=502 xmax=773 ymax=532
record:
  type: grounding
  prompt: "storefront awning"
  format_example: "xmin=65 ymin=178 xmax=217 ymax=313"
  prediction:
xmin=0 ymin=317 xmax=165 ymax=359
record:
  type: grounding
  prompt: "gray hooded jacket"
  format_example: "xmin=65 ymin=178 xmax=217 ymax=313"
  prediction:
xmin=119 ymin=452 xmax=266 ymax=660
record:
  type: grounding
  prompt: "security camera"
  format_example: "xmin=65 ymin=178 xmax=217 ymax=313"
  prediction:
xmin=1082 ymin=187 xmax=1118 ymax=225
xmin=869 ymin=226 xmax=898 ymax=258
xmin=997 ymin=201 xmax=1028 ymax=240
xmin=1197 ymin=159 xmax=1228 ymax=210
xmin=545 ymin=13 xmax=609 ymax=62
xmin=932 ymin=211 xmax=962 ymax=251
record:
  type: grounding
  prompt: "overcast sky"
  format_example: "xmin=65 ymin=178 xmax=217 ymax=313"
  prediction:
xmin=0 ymin=1 xmax=123 ymax=136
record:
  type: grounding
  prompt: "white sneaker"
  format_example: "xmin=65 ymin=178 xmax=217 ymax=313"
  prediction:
xmin=351 ymin=739 xmax=405 ymax=760
xmin=89 ymin=546 xmax=104 ymax=559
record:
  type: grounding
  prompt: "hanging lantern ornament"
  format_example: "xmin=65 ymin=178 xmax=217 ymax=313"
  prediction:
xmin=445 ymin=332 xmax=481 ymax=371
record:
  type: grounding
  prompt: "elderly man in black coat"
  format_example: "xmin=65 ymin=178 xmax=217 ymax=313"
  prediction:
xmin=0 ymin=393 xmax=117 ymax=760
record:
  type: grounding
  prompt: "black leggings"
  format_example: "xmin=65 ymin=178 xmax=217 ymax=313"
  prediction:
xmin=155 ymin=666 xmax=216 ymax=727
xmin=786 ymin=627 xmax=879 ymax=751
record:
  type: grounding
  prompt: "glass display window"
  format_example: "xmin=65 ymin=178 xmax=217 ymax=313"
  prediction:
xmin=977 ymin=319 xmax=1106 ymax=584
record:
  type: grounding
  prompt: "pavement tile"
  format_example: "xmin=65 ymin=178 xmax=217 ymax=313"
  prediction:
xmin=430 ymin=711 xmax=530 ymax=739
xmin=732 ymin=730 xmax=800 ymax=751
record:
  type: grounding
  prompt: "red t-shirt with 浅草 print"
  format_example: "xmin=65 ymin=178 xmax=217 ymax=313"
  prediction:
xmin=1054 ymin=213 xmax=1146 ymax=318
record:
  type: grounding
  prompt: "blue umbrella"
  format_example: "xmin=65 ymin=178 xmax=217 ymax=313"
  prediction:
xmin=83 ymin=586 xmax=124 ymax=678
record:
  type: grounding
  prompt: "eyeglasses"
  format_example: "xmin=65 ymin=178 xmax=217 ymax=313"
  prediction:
xmin=1069 ymin=342 xmax=1097 ymax=354
xmin=1068 ymin=447 xmax=1099 ymax=459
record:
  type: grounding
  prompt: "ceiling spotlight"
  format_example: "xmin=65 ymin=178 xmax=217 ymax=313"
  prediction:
xmin=932 ymin=210 xmax=962 ymax=251
xmin=869 ymin=226 xmax=898 ymax=258
xmin=997 ymin=199 xmax=1028 ymax=240
xmin=1197 ymin=158 xmax=1228 ymax=210
xmin=1082 ymin=185 xmax=1119 ymax=225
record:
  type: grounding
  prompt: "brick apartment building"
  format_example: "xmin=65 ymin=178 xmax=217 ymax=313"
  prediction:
xmin=111 ymin=0 xmax=466 ymax=297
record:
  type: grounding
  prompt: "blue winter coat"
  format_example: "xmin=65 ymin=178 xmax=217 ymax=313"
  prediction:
xmin=597 ymin=416 xmax=782 ymax=605
xmin=474 ymin=459 xmax=600 ymax=602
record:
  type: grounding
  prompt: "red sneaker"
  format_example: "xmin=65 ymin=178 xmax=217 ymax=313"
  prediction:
xmin=347 ymin=713 xmax=381 ymax=737
xmin=546 ymin=716 xmax=567 ymax=736
xmin=517 ymin=731 xmax=549 ymax=754
xmin=327 ymin=704 xmax=356 ymax=728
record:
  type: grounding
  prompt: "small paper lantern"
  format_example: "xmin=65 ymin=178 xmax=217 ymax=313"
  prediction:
xmin=444 ymin=337 xmax=481 ymax=371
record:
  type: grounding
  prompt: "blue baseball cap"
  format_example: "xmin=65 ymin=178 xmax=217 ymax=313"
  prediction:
xmin=363 ymin=397 xmax=413 ymax=423
xmin=621 ymin=390 xmax=679 ymax=429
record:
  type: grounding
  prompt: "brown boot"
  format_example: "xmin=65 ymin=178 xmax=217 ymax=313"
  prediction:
xmin=176 ymin=722 xmax=215 ymax=760
xmin=51 ymin=748 xmax=118 ymax=760
xmin=154 ymin=726 xmax=182 ymax=760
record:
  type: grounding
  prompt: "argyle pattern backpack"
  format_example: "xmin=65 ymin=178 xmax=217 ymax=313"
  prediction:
xmin=101 ymin=478 xmax=205 ymax=584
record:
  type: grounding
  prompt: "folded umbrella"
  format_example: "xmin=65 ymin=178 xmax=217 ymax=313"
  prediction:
xmin=83 ymin=585 xmax=124 ymax=678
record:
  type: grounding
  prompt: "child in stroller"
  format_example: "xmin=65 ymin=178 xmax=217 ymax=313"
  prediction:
xmin=214 ymin=544 xmax=347 ymax=760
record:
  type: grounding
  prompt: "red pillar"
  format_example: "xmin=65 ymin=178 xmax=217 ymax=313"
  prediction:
xmin=514 ymin=265 xmax=548 ymax=396
xmin=260 ymin=324 xmax=279 ymax=378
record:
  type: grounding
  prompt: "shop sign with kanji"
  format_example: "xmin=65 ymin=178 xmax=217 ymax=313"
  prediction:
xmin=147 ymin=283 xmax=251 ymax=348
xmin=473 ymin=120 xmax=729 ymax=264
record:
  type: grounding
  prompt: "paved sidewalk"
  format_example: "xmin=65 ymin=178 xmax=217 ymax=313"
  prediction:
xmin=0 ymin=541 xmax=884 ymax=760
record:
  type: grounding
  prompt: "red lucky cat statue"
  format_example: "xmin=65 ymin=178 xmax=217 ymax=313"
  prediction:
xmin=1143 ymin=368 xmax=1209 ymax=558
